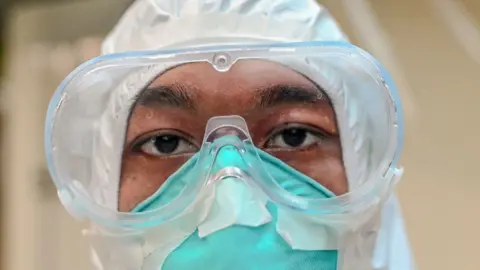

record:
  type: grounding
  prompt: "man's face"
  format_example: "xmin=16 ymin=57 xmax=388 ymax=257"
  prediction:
xmin=120 ymin=60 xmax=347 ymax=212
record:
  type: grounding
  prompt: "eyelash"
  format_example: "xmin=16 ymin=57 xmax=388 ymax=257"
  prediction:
xmin=133 ymin=124 xmax=328 ymax=157
xmin=264 ymin=124 xmax=327 ymax=149
xmin=131 ymin=131 xmax=198 ymax=156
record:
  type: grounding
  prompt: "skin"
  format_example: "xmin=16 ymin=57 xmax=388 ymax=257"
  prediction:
xmin=120 ymin=60 xmax=347 ymax=212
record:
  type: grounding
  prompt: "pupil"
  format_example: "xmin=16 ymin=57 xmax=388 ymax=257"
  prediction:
xmin=282 ymin=128 xmax=307 ymax=147
xmin=154 ymin=135 xmax=179 ymax=154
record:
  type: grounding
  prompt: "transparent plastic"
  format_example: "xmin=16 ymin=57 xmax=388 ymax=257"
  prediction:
xmin=45 ymin=41 xmax=404 ymax=228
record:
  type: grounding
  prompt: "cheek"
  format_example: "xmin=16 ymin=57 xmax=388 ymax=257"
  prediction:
xmin=299 ymin=157 xmax=348 ymax=195
xmin=270 ymin=145 xmax=348 ymax=195
xmin=119 ymin=146 xmax=346 ymax=212
xmin=287 ymin=157 xmax=348 ymax=195
xmin=119 ymin=156 xmax=189 ymax=212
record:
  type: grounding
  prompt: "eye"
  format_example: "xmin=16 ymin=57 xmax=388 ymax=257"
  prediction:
xmin=139 ymin=134 xmax=198 ymax=157
xmin=266 ymin=126 xmax=326 ymax=150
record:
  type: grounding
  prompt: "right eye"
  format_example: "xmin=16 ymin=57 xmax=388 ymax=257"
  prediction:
xmin=139 ymin=134 xmax=198 ymax=157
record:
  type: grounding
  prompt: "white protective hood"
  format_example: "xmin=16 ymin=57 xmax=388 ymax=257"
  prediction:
xmin=97 ymin=0 xmax=416 ymax=269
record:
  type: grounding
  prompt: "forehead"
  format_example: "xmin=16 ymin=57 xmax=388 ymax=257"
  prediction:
xmin=149 ymin=59 xmax=317 ymax=92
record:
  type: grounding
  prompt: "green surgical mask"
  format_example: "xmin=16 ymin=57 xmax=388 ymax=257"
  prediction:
xmin=133 ymin=140 xmax=339 ymax=270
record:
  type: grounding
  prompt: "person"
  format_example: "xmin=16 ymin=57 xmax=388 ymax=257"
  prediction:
xmin=44 ymin=0 xmax=416 ymax=269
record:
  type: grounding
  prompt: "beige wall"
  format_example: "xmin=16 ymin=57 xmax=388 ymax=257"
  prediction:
xmin=1 ymin=0 xmax=479 ymax=269
xmin=1 ymin=2 xmax=130 ymax=270
xmin=326 ymin=1 xmax=480 ymax=269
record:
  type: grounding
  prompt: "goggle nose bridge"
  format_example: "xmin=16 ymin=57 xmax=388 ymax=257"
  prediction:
xmin=199 ymin=117 xmax=261 ymax=189
xmin=203 ymin=115 xmax=252 ymax=144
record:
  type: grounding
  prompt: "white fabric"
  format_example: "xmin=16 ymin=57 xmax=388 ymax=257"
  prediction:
xmin=90 ymin=0 xmax=416 ymax=269
xmin=375 ymin=195 xmax=417 ymax=270
xmin=102 ymin=0 xmax=348 ymax=53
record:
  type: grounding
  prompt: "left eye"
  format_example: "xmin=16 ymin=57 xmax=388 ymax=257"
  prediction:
xmin=266 ymin=127 xmax=325 ymax=149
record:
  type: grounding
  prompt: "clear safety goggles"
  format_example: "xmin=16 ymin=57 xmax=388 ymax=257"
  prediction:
xmin=45 ymin=41 xmax=404 ymax=229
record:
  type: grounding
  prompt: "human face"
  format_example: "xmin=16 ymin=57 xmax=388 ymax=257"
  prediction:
xmin=119 ymin=60 xmax=347 ymax=212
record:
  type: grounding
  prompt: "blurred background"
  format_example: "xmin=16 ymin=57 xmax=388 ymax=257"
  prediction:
xmin=0 ymin=0 xmax=479 ymax=269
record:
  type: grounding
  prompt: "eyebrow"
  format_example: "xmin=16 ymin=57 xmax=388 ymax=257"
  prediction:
xmin=258 ymin=84 xmax=325 ymax=108
xmin=135 ymin=84 xmax=196 ymax=110
xmin=134 ymin=83 xmax=327 ymax=110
